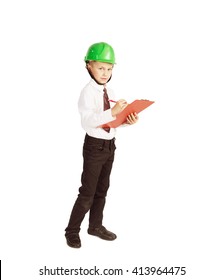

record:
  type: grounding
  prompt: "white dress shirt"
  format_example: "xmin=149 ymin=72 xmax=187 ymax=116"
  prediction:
xmin=78 ymin=79 xmax=117 ymax=140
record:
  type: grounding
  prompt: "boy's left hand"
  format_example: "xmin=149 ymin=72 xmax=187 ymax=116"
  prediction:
xmin=126 ymin=112 xmax=139 ymax=125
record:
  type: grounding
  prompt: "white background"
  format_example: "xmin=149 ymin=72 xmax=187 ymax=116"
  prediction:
xmin=0 ymin=0 xmax=224 ymax=279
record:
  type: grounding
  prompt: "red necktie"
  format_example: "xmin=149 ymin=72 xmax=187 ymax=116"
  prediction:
xmin=103 ymin=87 xmax=110 ymax=133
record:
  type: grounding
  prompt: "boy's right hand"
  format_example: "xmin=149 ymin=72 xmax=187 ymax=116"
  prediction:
xmin=111 ymin=99 xmax=128 ymax=117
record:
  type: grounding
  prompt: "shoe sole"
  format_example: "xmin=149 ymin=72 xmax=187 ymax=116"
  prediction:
xmin=66 ymin=240 xmax=81 ymax=248
xmin=88 ymin=231 xmax=117 ymax=241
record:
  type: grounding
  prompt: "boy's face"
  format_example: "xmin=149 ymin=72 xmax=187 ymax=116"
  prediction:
xmin=87 ymin=61 xmax=114 ymax=84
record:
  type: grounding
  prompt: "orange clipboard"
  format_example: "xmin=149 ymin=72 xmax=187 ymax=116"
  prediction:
xmin=102 ymin=99 xmax=154 ymax=128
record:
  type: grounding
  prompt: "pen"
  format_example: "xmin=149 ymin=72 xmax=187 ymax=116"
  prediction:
xmin=108 ymin=99 xmax=117 ymax=103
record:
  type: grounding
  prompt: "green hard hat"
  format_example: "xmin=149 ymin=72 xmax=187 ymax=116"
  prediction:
xmin=84 ymin=42 xmax=116 ymax=64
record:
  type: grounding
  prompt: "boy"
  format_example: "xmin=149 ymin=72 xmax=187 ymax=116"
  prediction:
xmin=65 ymin=42 xmax=138 ymax=248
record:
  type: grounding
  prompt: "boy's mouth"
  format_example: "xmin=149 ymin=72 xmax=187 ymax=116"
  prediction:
xmin=101 ymin=77 xmax=108 ymax=81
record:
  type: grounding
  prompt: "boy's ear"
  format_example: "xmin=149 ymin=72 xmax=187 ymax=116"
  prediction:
xmin=86 ymin=62 xmax=90 ymax=69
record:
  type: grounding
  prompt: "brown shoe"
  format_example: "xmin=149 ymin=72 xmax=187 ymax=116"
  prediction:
xmin=65 ymin=233 xmax=81 ymax=248
xmin=88 ymin=226 xmax=117 ymax=241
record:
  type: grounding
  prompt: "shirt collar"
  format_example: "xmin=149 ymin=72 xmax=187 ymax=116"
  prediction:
xmin=89 ymin=79 xmax=105 ymax=92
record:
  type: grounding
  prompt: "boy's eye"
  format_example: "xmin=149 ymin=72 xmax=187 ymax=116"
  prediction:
xmin=98 ymin=67 xmax=112 ymax=71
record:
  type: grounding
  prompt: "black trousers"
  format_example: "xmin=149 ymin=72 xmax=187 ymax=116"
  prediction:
xmin=65 ymin=134 xmax=116 ymax=235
